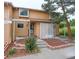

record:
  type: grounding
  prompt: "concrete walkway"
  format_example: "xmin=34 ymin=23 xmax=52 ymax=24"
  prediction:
xmin=9 ymin=39 xmax=75 ymax=59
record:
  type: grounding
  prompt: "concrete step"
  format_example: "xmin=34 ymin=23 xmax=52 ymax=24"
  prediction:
xmin=36 ymin=39 xmax=47 ymax=48
xmin=37 ymin=39 xmax=44 ymax=42
xmin=16 ymin=37 xmax=26 ymax=40
xmin=37 ymin=44 xmax=47 ymax=48
xmin=36 ymin=42 xmax=46 ymax=45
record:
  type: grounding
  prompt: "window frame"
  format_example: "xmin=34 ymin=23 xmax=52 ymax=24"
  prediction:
xmin=19 ymin=8 xmax=29 ymax=17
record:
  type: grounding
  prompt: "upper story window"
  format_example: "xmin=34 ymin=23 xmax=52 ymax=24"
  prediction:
xmin=19 ymin=8 xmax=29 ymax=17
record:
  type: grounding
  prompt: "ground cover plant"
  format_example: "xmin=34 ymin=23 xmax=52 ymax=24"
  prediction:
xmin=8 ymin=48 xmax=16 ymax=57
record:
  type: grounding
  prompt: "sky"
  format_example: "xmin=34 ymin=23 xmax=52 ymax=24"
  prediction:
xmin=4 ymin=0 xmax=74 ymax=19
xmin=4 ymin=0 xmax=44 ymax=10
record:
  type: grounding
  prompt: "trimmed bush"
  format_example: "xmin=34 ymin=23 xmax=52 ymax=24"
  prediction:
xmin=25 ymin=35 xmax=39 ymax=53
xmin=8 ymin=48 xmax=16 ymax=57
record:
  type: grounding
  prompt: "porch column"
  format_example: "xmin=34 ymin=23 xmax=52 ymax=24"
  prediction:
xmin=12 ymin=21 xmax=16 ymax=42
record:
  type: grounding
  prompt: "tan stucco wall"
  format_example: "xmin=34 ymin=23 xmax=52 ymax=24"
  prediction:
xmin=4 ymin=24 xmax=12 ymax=46
xmin=4 ymin=3 xmax=13 ymax=48
xmin=4 ymin=4 xmax=13 ymax=20
xmin=34 ymin=22 xmax=40 ymax=38
xmin=15 ymin=21 xmax=28 ymax=37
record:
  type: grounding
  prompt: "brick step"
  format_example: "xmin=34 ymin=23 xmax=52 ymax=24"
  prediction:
xmin=14 ymin=42 xmax=25 ymax=47
xmin=13 ymin=46 xmax=25 ymax=49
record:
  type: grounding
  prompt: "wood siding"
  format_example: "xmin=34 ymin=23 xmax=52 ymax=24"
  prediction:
xmin=34 ymin=22 xmax=40 ymax=38
xmin=15 ymin=21 xmax=28 ymax=37
xmin=29 ymin=10 xmax=49 ymax=20
xmin=4 ymin=4 xmax=12 ymax=20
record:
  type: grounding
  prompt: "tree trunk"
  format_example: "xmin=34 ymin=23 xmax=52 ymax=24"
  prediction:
xmin=56 ymin=24 xmax=60 ymax=36
xmin=60 ymin=0 xmax=72 ymax=42
xmin=65 ymin=17 xmax=72 ymax=41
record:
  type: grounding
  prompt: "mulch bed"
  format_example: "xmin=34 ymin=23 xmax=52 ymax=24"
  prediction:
xmin=11 ymin=49 xmax=28 ymax=57
xmin=44 ymin=39 xmax=66 ymax=46
xmin=5 ymin=49 xmax=28 ymax=59
xmin=44 ymin=39 xmax=72 ymax=49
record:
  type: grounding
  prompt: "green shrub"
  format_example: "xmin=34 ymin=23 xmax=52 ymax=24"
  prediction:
xmin=8 ymin=48 xmax=16 ymax=57
xmin=59 ymin=26 xmax=75 ymax=37
xmin=59 ymin=28 xmax=68 ymax=36
xmin=25 ymin=35 xmax=39 ymax=53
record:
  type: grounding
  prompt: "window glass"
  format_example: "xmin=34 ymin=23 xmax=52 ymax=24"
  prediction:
xmin=48 ymin=24 xmax=53 ymax=35
xmin=19 ymin=8 xmax=28 ymax=16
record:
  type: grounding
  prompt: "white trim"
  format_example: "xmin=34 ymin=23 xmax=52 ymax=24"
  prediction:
xmin=4 ymin=20 xmax=12 ymax=24
xmin=12 ymin=19 xmax=30 ymax=22
xmin=13 ymin=21 xmax=16 ymax=41
xmin=19 ymin=8 xmax=29 ymax=17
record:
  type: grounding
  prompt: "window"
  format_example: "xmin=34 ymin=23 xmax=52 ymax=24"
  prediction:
xmin=17 ymin=23 xmax=24 ymax=28
xmin=19 ymin=8 xmax=29 ymax=17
